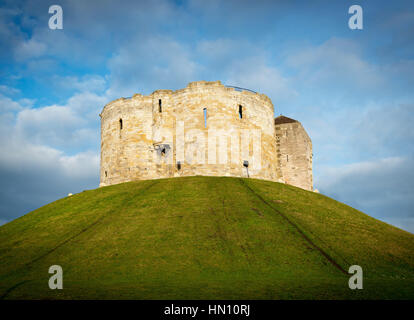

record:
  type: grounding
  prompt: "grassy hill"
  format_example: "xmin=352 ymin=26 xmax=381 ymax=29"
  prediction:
xmin=0 ymin=176 xmax=413 ymax=299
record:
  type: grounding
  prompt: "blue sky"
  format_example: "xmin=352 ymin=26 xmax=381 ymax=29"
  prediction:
xmin=1 ymin=0 xmax=414 ymax=233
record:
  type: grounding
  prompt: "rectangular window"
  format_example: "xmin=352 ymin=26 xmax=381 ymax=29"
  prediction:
xmin=159 ymin=99 xmax=162 ymax=113
xmin=119 ymin=118 xmax=123 ymax=130
xmin=203 ymin=108 xmax=207 ymax=128
xmin=239 ymin=105 xmax=243 ymax=119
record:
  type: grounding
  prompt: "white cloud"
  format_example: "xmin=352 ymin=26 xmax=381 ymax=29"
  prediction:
xmin=0 ymin=88 xmax=104 ymax=173
xmin=0 ymin=94 xmax=25 ymax=113
xmin=0 ymin=85 xmax=104 ymax=224
xmin=60 ymin=151 xmax=100 ymax=179
xmin=5 ymin=0 xmax=185 ymax=66
xmin=0 ymin=89 xmax=102 ymax=224
xmin=196 ymin=38 xmax=262 ymax=65
xmin=350 ymin=103 xmax=414 ymax=157
xmin=63 ymin=90 xmax=108 ymax=120
xmin=286 ymin=38 xmax=384 ymax=92
xmin=12 ymin=90 xmax=106 ymax=149
xmin=0 ymin=98 xmax=100 ymax=222
xmin=317 ymin=157 xmax=405 ymax=189
xmin=225 ymin=56 xmax=297 ymax=102
xmin=195 ymin=38 xmax=297 ymax=102
xmin=316 ymin=157 xmax=414 ymax=233
xmin=107 ymin=35 xmax=199 ymax=96
xmin=0 ymin=134 xmax=99 ymax=181
xmin=16 ymin=105 xmax=84 ymax=146
xmin=52 ymin=75 xmax=107 ymax=93
xmin=0 ymin=85 xmax=20 ymax=96
xmin=14 ymin=38 xmax=47 ymax=61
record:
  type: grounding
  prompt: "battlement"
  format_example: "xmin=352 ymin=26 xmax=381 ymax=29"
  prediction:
xmin=102 ymin=81 xmax=273 ymax=116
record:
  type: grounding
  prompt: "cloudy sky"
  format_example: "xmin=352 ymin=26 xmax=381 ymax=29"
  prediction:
xmin=0 ymin=0 xmax=413 ymax=233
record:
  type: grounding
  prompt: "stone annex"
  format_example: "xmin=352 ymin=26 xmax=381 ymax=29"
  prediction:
xmin=99 ymin=81 xmax=313 ymax=190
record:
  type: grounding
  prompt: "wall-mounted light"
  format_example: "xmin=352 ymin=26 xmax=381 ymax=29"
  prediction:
xmin=243 ymin=160 xmax=249 ymax=178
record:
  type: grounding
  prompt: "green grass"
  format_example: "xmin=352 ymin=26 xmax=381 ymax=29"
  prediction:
xmin=0 ymin=176 xmax=413 ymax=299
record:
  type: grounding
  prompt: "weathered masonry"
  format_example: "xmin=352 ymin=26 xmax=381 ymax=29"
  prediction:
xmin=274 ymin=116 xmax=313 ymax=191
xmin=99 ymin=81 xmax=313 ymax=190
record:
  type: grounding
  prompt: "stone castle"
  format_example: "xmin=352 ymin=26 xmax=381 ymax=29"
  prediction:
xmin=99 ymin=81 xmax=313 ymax=190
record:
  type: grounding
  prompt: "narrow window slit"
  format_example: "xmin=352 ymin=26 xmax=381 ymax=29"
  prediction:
xmin=159 ymin=99 xmax=162 ymax=113
xmin=203 ymin=108 xmax=207 ymax=128
xmin=239 ymin=105 xmax=243 ymax=119
xmin=119 ymin=118 xmax=123 ymax=130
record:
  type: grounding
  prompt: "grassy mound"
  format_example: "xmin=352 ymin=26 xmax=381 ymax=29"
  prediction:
xmin=0 ymin=176 xmax=413 ymax=299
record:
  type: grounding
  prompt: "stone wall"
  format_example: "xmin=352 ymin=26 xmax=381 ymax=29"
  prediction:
xmin=100 ymin=81 xmax=282 ymax=186
xmin=275 ymin=116 xmax=313 ymax=190
xmin=99 ymin=81 xmax=313 ymax=191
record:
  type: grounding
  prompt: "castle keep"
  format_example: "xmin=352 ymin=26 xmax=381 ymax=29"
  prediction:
xmin=99 ymin=81 xmax=313 ymax=190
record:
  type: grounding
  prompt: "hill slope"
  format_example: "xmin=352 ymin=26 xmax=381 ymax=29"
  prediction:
xmin=0 ymin=176 xmax=413 ymax=299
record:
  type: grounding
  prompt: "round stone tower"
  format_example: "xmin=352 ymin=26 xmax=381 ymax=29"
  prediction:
xmin=99 ymin=80 xmax=313 ymax=190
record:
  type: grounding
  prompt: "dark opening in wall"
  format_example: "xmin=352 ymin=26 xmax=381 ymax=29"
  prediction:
xmin=177 ymin=161 xmax=181 ymax=170
xmin=239 ymin=105 xmax=243 ymax=119
xmin=159 ymin=99 xmax=162 ymax=113
xmin=119 ymin=118 xmax=123 ymax=130
xmin=155 ymin=144 xmax=170 ymax=158
xmin=203 ymin=108 xmax=207 ymax=127
xmin=287 ymin=155 xmax=289 ymax=162
xmin=105 ymin=171 xmax=107 ymax=177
